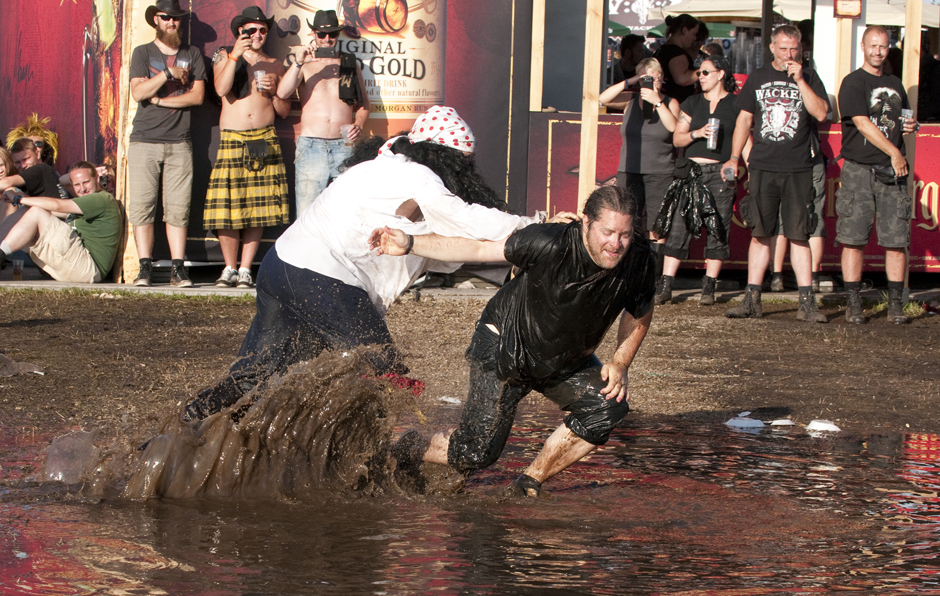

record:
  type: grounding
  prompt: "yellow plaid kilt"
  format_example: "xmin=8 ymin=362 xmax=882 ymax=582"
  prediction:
xmin=203 ymin=126 xmax=290 ymax=230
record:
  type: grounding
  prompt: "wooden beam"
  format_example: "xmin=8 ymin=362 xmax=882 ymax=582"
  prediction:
xmin=529 ymin=0 xmax=545 ymax=112
xmin=577 ymin=0 xmax=604 ymax=212
xmin=832 ymin=17 xmax=855 ymax=121
xmin=903 ymin=0 xmax=923 ymax=115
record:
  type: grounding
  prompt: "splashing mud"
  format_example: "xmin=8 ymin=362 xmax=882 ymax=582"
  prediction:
xmin=121 ymin=350 xmax=415 ymax=500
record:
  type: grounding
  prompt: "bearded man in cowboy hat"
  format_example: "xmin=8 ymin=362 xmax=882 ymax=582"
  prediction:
xmin=127 ymin=0 xmax=206 ymax=287
xmin=276 ymin=9 xmax=368 ymax=218
xmin=204 ymin=6 xmax=291 ymax=289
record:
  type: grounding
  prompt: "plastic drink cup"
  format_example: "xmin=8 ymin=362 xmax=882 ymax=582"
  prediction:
xmin=175 ymin=57 xmax=190 ymax=70
xmin=12 ymin=259 xmax=23 ymax=281
xmin=707 ymin=118 xmax=719 ymax=150
xmin=340 ymin=124 xmax=354 ymax=146
xmin=901 ymin=108 xmax=914 ymax=124
xmin=254 ymin=70 xmax=266 ymax=91
xmin=723 ymin=166 xmax=736 ymax=182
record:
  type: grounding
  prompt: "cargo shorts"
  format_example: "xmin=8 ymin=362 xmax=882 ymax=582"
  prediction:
xmin=835 ymin=159 xmax=912 ymax=248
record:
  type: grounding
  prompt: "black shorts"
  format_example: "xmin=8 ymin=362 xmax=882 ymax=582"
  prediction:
xmin=447 ymin=326 xmax=630 ymax=474
xmin=740 ymin=169 xmax=815 ymax=241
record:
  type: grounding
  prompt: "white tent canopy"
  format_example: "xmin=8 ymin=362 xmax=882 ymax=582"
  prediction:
xmin=656 ymin=0 xmax=939 ymax=28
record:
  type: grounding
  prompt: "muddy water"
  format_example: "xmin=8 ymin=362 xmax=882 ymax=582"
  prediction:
xmin=4 ymin=392 xmax=940 ymax=592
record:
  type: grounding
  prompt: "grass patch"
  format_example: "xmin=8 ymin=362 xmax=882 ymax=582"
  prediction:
xmin=0 ymin=287 xmax=257 ymax=305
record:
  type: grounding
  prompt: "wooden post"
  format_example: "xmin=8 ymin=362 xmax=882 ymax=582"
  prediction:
xmin=832 ymin=17 xmax=855 ymax=121
xmin=529 ymin=0 xmax=545 ymax=112
xmin=903 ymin=0 xmax=923 ymax=114
xmin=577 ymin=0 xmax=604 ymax=213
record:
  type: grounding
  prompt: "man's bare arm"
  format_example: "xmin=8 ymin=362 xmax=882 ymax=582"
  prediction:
xmin=369 ymin=226 xmax=508 ymax=263
xmin=4 ymin=195 xmax=83 ymax=215
xmin=600 ymin=307 xmax=653 ymax=402
xmin=130 ymin=74 xmax=171 ymax=102
xmin=0 ymin=175 xmax=26 ymax=193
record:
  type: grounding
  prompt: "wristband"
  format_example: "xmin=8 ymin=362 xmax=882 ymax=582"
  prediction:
xmin=730 ymin=155 xmax=740 ymax=161
xmin=164 ymin=67 xmax=174 ymax=80
xmin=690 ymin=130 xmax=696 ymax=140
xmin=228 ymin=53 xmax=239 ymax=62
xmin=404 ymin=234 xmax=415 ymax=255
xmin=152 ymin=96 xmax=160 ymax=106
xmin=653 ymin=101 xmax=663 ymax=108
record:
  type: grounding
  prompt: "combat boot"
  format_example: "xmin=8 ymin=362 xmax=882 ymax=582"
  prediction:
xmin=797 ymin=288 xmax=827 ymax=323
xmin=887 ymin=286 xmax=909 ymax=324
xmin=700 ymin=275 xmax=717 ymax=306
xmin=845 ymin=285 xmax=866 ymax=324
xmin=770 ymin=271 xmax=784 ymax=292
xmin=653 ymin=275 xmax=673 ymax=305
xmin=725 ymin=285 xmax=762 ymax=318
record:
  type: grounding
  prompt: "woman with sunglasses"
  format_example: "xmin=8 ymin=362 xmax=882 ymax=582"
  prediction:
xmin=659 ymin=55 xmax=750 ymax=306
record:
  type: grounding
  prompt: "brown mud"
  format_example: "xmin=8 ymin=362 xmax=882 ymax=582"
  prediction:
xmin=0 ymin=288 xmax=939 ymax=488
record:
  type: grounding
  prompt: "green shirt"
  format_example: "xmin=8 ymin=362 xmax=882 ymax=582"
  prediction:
xmin=68 ymin=192 xmax=122 ymax=277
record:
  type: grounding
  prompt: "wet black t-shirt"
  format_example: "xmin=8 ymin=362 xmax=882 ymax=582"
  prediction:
xmin=19 ymin=163 xmax=61 ymax=198
xmin=839 ymin=68 xmax=909 ymax=167
xmin=477 ymin=222 xmax=655 ymax=382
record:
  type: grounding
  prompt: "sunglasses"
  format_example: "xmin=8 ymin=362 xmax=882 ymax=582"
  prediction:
xmin=697 ymin=69 xmax=717 ymax=77
xmin=316 ymin=31 xmax=340 ymax=39
xmin=157 ymin=14 xmax=181 ymax=22
xmin=242 ymin=27 xmax=268 ymax=36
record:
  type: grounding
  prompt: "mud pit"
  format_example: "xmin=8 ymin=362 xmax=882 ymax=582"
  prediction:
xmin=1 ymin=288 xmax=938 ymax=450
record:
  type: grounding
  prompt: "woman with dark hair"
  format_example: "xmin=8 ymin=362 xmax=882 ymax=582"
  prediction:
xmin=658 ymin=56 xmax=750 ymax=306
xmin=654 ymin=13 xmax=701 ymax=103
xmin=183 ymin=106 xmax=573 ymax=421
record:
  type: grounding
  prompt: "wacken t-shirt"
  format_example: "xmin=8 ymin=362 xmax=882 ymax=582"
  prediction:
xmin=477 ymin=222 xmax=655 ymax=382
xmin=736 ymin=64 xmax=829 ymax=172
xmin=839 ymin=68 xmax=909 ymax=167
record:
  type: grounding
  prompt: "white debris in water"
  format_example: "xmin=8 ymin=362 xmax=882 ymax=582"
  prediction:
xmin=807 ymin=419 xmax=841 ymax=432
xmin=15 ymin=552 xmax=27 ymax=559
xmin=725 ymin=416 xmax=765 ymax=429
xmin=438 ymin=396 xmax=462 ymax=405
xmin=771 ymin=419 xmax=797 ymax=426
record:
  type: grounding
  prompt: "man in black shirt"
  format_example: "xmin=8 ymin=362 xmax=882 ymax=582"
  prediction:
xmin=836 ymin=26 xmax=918 ymax=325
xmin=0 ymin=138 xmax=62 ymax=201
xmin=722 ymin=25 xmax=830 ymax=323
xmin=371 ymin=185 xmax=655 ymax=497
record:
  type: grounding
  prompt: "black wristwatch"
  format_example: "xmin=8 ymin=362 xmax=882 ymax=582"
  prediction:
xmin=164 ymin=67 xmax=174 ymax=81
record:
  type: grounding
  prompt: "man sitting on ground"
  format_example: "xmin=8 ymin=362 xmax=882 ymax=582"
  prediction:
xmin=372 ymin=185 xmax=655 ymax=497
xmin=0 ymin=161 xmax=123 ymax=282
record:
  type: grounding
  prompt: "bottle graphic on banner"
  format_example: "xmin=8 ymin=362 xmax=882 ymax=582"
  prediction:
xmin=266 ymin=0 xmax=446 ymax=127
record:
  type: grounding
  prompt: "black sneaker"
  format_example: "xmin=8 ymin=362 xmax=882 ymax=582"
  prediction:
xmin=170 ymin=264 xmax=194 ymax=288
xmin=134 ymin=262 xmax=153 ymax=286
xmin=504 ymin=473 xmax=542 ymax=498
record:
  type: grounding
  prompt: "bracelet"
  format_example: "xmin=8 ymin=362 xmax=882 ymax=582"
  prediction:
xmin=152 ymin=96 xmax=160 ymax=106
xmin=690 ymin=130 xmax=696 ymax=140
xmin=164 ymin=67 xmax=174 ymax=80
xmin=730 ymin=155 xmax=740 ymax=161
xmin=653 ymin=101 xmax=663 ymax=108
xmin=404 ymin=234 xmax=415 ymax=255
xmin=228 ymin=53 xmax=238 ymax=62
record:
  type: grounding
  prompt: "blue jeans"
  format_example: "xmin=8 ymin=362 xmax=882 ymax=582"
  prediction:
xmin=294 ymin=136 xmax=352 ymax=217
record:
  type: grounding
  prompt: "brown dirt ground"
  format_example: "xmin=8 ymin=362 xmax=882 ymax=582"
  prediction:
xmin=1 ymin=288 xmax=939 ymax=447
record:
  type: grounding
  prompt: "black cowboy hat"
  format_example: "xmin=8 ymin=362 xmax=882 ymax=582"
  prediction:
xmin=145 ymin=0 xmax=187 ymax=28
xmin=307 ymin=10 xmax=344 ymax=33
xmin=230 ymin=6 xmax=275 ymax=38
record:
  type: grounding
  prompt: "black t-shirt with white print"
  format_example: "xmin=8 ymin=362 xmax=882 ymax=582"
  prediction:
xmin=736 ymin=64 xmax=829 ymax=172
xmin=838 ymin=68 xmax=909 ymax=167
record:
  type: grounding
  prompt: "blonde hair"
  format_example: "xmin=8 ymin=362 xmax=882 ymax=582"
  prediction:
xmin=7 ymin=113 xmax=59 ymax=163
xmin=0 ymin=147 xmax=15 ymax=177
xmin=637 ymin=58 xmax=663 ymax=76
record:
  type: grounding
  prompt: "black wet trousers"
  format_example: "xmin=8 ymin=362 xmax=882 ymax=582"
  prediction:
xmin=184 ymin=247 xmax=406 ymax=420
xmin=447 ymin=327 xmax=630 ymax=473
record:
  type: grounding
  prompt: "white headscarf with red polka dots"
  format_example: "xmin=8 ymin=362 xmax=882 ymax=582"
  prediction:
xmin=377 ymin=105 xmax=476 ymax=156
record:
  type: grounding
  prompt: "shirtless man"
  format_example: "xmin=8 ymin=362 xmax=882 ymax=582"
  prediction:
xmin=276 ymin=9 xmax=369 ymax=216
xmin=204 ymin=6 xmax=291 ymax=288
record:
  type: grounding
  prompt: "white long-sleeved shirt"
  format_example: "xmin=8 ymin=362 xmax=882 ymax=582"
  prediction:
xmin=275 ymin=152 xmax=536 ymax=313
